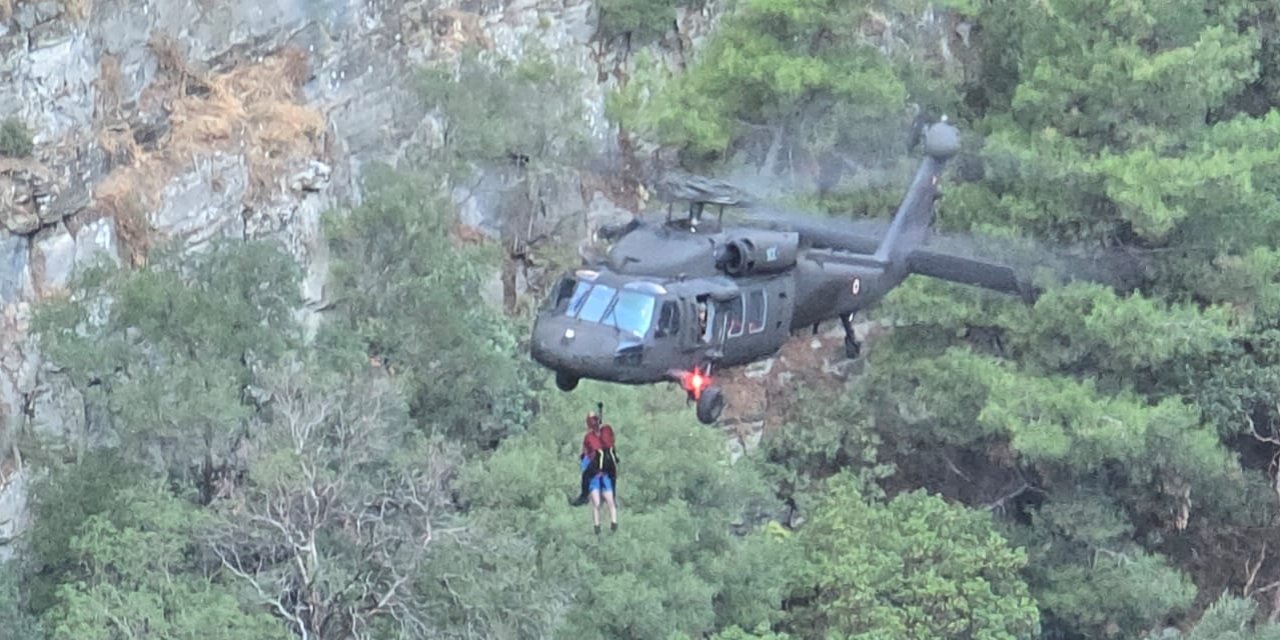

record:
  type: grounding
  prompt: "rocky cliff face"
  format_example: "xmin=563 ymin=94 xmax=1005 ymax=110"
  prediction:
xmin=0 ymin=0 xmax=729 ymax=557
xmin=0 ymin=0 xmax=968 ymax=555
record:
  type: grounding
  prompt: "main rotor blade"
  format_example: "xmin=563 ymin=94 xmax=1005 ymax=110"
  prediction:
xmin=736 ymin=203 xmax=1147 ymax=295
xmin=917 ymin=231 xmax=1148 ymax=294
xmin=651 ymin=168 xmax=1148 ymax=296
xmin=734 ymin=205 xmax=889 ymax=254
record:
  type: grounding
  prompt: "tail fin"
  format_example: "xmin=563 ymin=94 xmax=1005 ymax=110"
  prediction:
xmin=873 ymin=119 xmax=960 ymax=265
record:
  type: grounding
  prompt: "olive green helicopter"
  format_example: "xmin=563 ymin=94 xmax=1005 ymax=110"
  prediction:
xmin=530 ymin=119 xmax=1041 ymax=424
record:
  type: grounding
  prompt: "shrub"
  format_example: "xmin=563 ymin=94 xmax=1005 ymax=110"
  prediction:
xmin=0 ymin=118 xmax=33 ymax=157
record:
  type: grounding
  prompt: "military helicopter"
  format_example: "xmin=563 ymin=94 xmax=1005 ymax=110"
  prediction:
xmin=529 ymin=118 xmax=1039 ymax=425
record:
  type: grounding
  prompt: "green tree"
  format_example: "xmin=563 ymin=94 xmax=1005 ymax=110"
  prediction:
xmin=42 ymin=482 xmax=286 ymax=640
xmin=1009 ymin=490 xmax=1198 ymax=638
xmin=411 ymin=521 xmax=569 ymax=638
xmin=0 ymin=117 xmax=33 ymax=157
xmin=458 ymin=382 xmax=794 ymax=639
xmin=597 ymin=0 xmax=688 ymax=42
xmin=784 ymin=473 xmax=1039 ymax=639
xmin=614 ymin=0 xmax=911 ymax=169
xmin=32 ymin=239 xmax=303 ymax=498
xmin=0 ymin=566 xmax=42 ymax=639
xmin=321 ymin=166 xmax=534 ymax=450
xmin=415 ymin=43 xmax=590 ymax=173
xmin=204 ymin=356 xmax=460 ymax=638
xmin=22 ymin=450 xmax=150 ymax=614
xmin=760 ymin=383 xmax=894 ymax=509
xmin=860 ymin=274 xmax=1261 ymax=634
xmin=414 ymin=43 xmax=595 ymax=298
xmin=610 ymin=0 xmax=1280 ymax=635
xmin=1175 ymin=594 xmax=1280 ymax=640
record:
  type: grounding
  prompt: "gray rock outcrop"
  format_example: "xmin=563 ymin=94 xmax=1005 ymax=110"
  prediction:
xmin=0 ymin=0 xmax=728 ymax=557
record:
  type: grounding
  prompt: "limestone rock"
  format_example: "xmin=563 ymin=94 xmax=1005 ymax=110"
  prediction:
xmin=14 ymin=31 xmax=96 ymax=144
xmin=31 ymin=224 xmax=76 ymax=294
xmin=152 ymin=153 xmax=247 ymax=248
xmin=0 ymin=470 xmax=28 ymax=562
xmin=74 ymin=216 xmax=121 ymax=269
xmin=0 ymin=233 xmax=31 ymax=305
xmin=585 ymin=191 xmax=632 ymax=234
xmin=0 ymin=160 xmax=54 ymax=235
xmin=288 ymin=160 xmax=331 ymax=193
xmin=27 ymin=367 xmax=87 ymax=453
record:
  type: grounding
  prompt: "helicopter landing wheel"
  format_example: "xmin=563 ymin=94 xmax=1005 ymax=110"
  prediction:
xmin=555 ymin=371 xmax=579 ymax=392
xmin=844 ymin=335 xmax=861 ymax=360
xmin=696 ymin=385 xmax=725 ymax=425
xmin=840 ymin=313 xmax=861 ymax=359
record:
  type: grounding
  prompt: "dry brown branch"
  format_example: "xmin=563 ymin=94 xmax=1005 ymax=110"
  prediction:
xmin=1246 ymin=413 xmax=1280 ymax=509
xmin=95 ymin=54 xmax=123 ymax=119
xmin=97 ymin=123 xmax=140 ymax=166
xmin=61 ymin=0 xmax=92 ymax=21
xmin=205 ymin=360 xmax=453 ymax=638
xmin=430 ymin=9 xmax=494 ymax=54
xmin=92 ymin=167 xmax=158 ymax=266
xmin=92 ymin=42 xmax=324 ymax=261
xmin=1249 ymin=413 xmax=1280 ymax=446
xmin=1245 ymin=542 xmax=1268 ymax=598
xmin=148 ymin=30 xmax=199 ymax=88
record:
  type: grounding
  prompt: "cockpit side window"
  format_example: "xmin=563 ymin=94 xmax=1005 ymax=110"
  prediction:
xmin=550 ymin=277 xmax=578 ymax=311
xmin=561 ymin=280 xmax=593 ymax=317
xmin=655 ymin=301 xmax=680 ymax=337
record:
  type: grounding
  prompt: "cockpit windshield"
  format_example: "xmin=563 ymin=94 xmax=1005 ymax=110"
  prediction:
xmin=604 ymin=290 xmax=657 ymax=338
xmin=556 ymin=278 xmax=658 ymax=338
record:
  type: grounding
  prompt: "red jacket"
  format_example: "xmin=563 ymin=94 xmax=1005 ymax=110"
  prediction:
xmin=599 ymin=425 xmax=615 ymax=449
xmin=581 ymin=431 xmax=603 ymax=459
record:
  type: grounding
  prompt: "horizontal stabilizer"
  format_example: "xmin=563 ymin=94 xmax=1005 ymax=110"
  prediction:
xmin=906 ymin=249 xmax=1039 ymax=302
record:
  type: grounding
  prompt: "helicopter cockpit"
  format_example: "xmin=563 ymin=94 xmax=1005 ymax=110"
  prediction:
xmin=546 ymin=272 xmax=665 ymax=339
xmin=532 ymin=267 xmax=704 ymax=390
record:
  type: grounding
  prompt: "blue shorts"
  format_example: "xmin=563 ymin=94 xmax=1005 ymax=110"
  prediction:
xmin=580 ymin=456 xmax=613 ymax=494
xmin=590 ymin=473 xmax=613 ymax=494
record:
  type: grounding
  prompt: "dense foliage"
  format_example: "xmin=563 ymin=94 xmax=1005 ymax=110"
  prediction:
xmin=0 ymin=117 xmax=33 ymax=157
xmin=7 ymin=0 xmax=1280 ymax=638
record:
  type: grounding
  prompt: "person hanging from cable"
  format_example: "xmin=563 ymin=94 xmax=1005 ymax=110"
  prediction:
xmin=569 ymin=406 xmax=618 ymax=534
xmin=598 ymin=417 xmax=618 ymax=499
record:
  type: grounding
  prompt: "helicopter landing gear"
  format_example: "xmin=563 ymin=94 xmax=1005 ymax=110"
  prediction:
xmin=696 ymin=385 xmax=724 ymax=425
xmin=679 ymin=363 xmax=725 ymax=425
xmin=840 ymin=313 xmax=861 ymax=360
xmin=555 ymin=370 xmax=579 ymax=392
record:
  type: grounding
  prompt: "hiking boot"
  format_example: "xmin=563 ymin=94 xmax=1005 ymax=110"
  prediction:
xmin=610 ymin=522 xmax=618 ymax=533
xmin=594 ymin=524 xmax=601 ymax=535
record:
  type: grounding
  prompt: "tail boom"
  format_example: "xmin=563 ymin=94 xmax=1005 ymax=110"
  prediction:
xmin=874 ymin=120 xmax=960 ymax=265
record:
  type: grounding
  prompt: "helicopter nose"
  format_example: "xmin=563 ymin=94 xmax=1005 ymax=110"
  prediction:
xmin=530 ymin=316 xmax=591 ymax=368
xmin=530 ymin=315 xmax=637 ymax=379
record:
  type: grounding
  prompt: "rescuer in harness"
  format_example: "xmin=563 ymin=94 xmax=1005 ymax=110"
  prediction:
xmin=570 ymin=406 xmax=619 ymax=534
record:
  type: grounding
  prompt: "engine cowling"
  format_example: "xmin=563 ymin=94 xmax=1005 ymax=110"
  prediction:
xmin=716 ymin=231 xmax=799 ymax=277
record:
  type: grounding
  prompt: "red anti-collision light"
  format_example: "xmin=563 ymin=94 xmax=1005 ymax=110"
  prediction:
xmin=684 ymin=369 xmax=711 ymax=400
